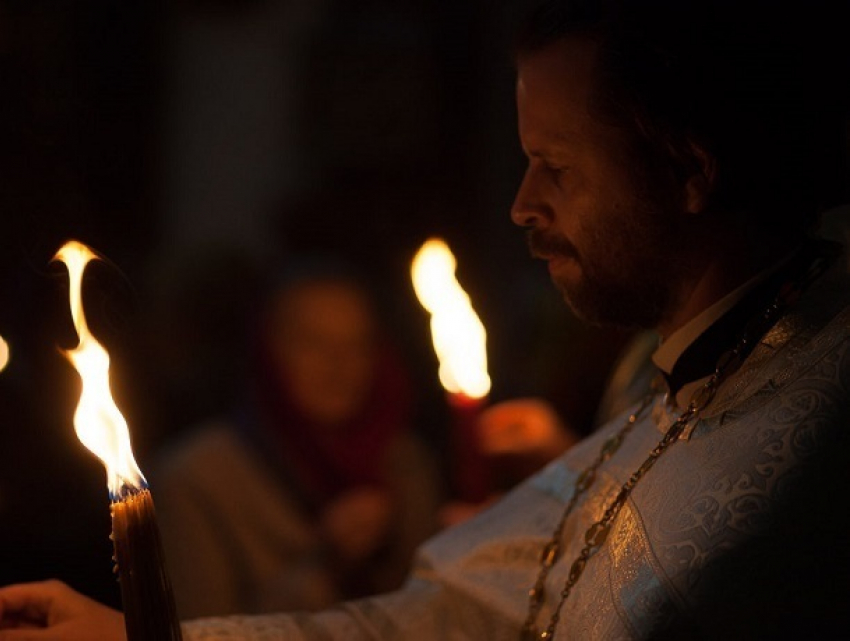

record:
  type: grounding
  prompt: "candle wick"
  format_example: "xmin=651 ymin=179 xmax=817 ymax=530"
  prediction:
xmin=111 ymin=479 xmax=148 ymax=503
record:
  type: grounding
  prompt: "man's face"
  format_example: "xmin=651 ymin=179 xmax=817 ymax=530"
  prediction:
xmin=512 ymin=37 xmax=690 ymax=329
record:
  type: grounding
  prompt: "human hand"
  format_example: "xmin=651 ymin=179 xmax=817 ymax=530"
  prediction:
xmin=0 ymin=580 xmax=126 ymax=641
xmin=477 ymin=397 xmax=579 ymax=461
xmin=320 ymin=486 xmax=392 ymax=564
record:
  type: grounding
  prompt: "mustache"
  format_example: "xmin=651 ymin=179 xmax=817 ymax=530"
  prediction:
xmin=526 ymin=229 xmax=579 ymax=261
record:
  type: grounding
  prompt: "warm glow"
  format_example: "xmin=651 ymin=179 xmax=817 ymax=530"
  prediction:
xmin=0 ymin=335 xmax=8 ymax=373
xmin=55 ymin=240 xmax=145 ymax=497
xmin=411 ymin=238 xmax=490 ymax=399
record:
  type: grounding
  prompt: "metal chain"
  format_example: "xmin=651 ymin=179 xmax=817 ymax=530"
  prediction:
xmin=521 ymin=247 xmax=836 ymax=641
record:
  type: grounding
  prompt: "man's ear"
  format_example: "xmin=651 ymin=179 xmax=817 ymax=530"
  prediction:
xmin=683 ymin=142 xmax=716 ymax=215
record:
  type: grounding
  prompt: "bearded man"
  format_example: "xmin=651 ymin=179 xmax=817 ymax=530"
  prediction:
xmin=1 ymin=0 xmax=848 ymax=639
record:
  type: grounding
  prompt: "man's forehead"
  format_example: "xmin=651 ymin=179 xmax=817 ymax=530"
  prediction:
xmin=521 ymin=128 xmax=585 ymax=157
xmin=516 ymin=37 xmax=601 ymax=151
xmin=516 ymin=36 xmax=600 ymax=93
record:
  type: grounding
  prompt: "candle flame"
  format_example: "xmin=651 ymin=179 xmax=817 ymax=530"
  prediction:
xmin=55 ymin=240 xmax=145 ymax=498
xmin=0 ymin=335 xmax=9 ymax=373
xmin=411 ymin=238 xmax=490 ymax=399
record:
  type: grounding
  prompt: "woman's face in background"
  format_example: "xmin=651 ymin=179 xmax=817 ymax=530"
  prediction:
xmin=267 ymin=280 xmax=378 ymax=428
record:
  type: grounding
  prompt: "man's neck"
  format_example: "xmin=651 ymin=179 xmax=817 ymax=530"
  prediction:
xmin=656 ymin=229 xmax=804 ymax=340
xmin=652 ymin=235 xmax=841 ymax=405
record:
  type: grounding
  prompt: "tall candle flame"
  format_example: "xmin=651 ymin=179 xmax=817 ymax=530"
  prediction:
xmin=55 ymin=240 xmax=145 ymax=497
xmin=411 ymin=238 xmax=491 ymax=399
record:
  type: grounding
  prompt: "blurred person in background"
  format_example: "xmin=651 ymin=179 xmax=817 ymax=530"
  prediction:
xmin=150 ymin=260 xmax=441 ymax=618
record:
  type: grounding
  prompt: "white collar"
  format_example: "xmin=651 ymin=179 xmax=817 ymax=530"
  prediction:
xmin=651 ymin=255 xmax=793 ymax=409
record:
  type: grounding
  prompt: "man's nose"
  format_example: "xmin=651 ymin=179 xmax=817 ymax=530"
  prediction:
xmin=510 ymin=167 xmax=550 ymax=228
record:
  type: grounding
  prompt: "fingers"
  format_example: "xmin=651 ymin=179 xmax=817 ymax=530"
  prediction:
xmin=478 ymin=398 xmax=561 ymax=452
xmin=477 ymin=397 xmax=580 ymax=462
xmin=0 ymin=581 xmax=126 ymax=641
xmin=0 ymin=580 xmax=66 ymax=627
xmin=0 ymin=629 xmax=49 ymax=641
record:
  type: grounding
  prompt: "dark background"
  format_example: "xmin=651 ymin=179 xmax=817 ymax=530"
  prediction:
xmin=0 ymin=0 xmax=846 ymax=611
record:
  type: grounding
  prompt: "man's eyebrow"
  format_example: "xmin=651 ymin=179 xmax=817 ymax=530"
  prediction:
xmin=524 ymin=139 xmax=577 ymax=159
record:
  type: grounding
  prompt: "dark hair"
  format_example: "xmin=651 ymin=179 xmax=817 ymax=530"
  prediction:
xmin=515 ymin=0 xmax=849 ymax=232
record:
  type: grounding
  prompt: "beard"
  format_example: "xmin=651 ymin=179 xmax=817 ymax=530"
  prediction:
xmin=527 ymin=203 xmax=684 ymax=330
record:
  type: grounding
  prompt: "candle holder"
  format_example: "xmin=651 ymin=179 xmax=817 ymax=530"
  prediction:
xmin=111 ymin=484 xmax=183 ymax=641
xmin=447 ymin=392 xmax=492 ymax=504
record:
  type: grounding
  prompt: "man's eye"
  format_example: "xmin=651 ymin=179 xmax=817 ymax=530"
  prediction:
xmin=546 ymin=164 xmax=568 ymax=178
xmin=543 ymin=159 xmax=567 ymax=171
